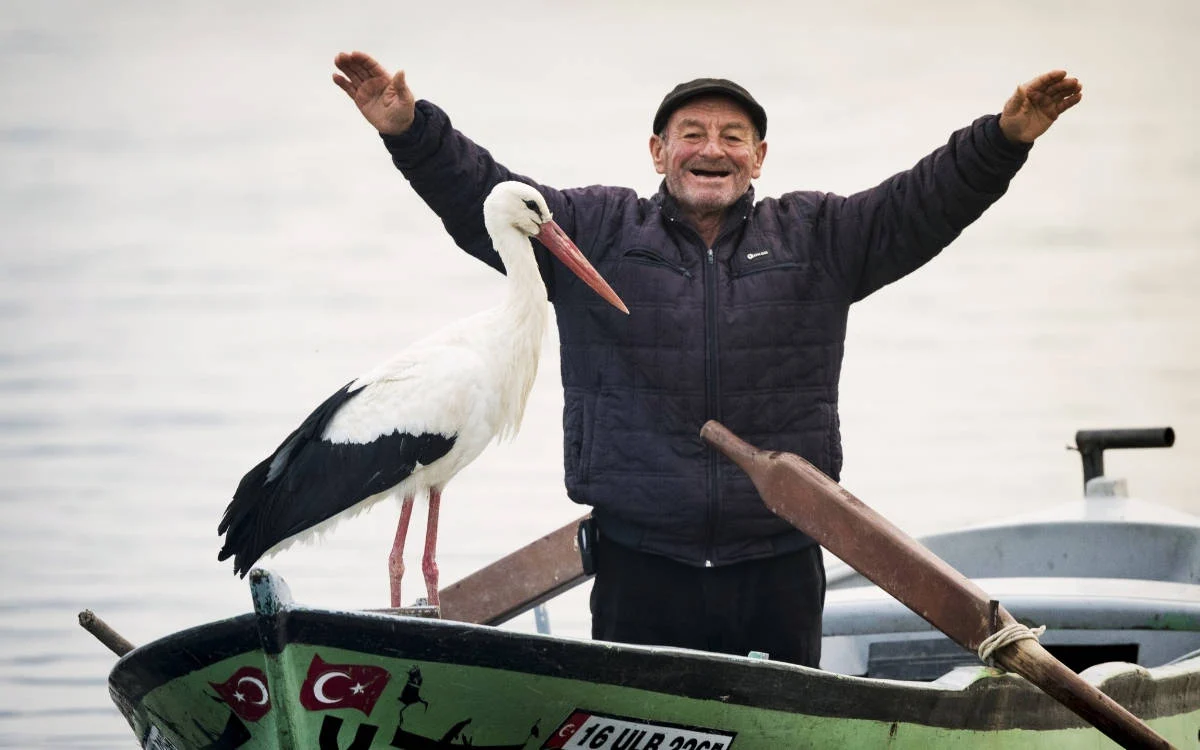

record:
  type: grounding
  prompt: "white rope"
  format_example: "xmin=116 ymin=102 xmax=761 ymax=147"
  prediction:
xmin=977 ymin=623 xmax=1047 ymax=666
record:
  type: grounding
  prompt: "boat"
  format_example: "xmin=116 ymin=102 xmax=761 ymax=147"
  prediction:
xmin=821 ymin=428 xmax=1200 ymax=683
xmin=90 ymin=427 xmax=1200 ymax=748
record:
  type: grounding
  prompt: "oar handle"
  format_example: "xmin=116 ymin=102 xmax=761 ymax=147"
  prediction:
xmin=701 ymin=420 xmax=1175 ymax=750
xmin=701 ymin=420 xmax=996 ymax=647
xmin=699 ymin=419 xmax=761 ymax=469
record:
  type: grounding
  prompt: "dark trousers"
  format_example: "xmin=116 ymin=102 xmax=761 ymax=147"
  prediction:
xmin=590 ymin=533 xmax=826 ymax=667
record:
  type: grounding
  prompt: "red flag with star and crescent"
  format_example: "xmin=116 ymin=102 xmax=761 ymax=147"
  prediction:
xmin=299 ymin=654 xmax=391 ymax=716
xmin=544 ymin=710 xmax=590 ymax=748
xmin=209 ymin=665 xmax=272 ymax=723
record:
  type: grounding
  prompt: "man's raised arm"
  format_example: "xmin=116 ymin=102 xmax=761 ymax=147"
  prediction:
xmin=331 ymin=51 xmax=556 ymax=275
xmin=820 ymin=68 xmax=1083 ymax=302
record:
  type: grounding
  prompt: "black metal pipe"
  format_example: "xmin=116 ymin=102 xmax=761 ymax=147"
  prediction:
xmin=1074 ymin=427 xmax=1175 ymax=488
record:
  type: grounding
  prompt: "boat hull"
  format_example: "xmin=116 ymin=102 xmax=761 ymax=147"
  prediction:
xmin=112 ymin=604 xmax=1200 ymax=749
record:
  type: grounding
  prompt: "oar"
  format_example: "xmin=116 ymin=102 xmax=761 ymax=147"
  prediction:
xmin=438 ymin=514 xmax=591 ymax=625
xmin=700 ymin=420 xmax=1174 ymax=750
xmin=78 ymin=609 xmax=135 ymax=657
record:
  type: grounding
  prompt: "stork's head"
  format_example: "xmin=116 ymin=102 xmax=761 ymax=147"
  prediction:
xmin=484 ymin=181 xmax=553 ymax=238
xmin=484 ymin=182 xmax=628 ymax=314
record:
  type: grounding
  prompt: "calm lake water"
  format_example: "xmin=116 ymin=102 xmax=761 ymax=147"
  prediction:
xmin=2 ymin=1 xmax=1197 ymax=746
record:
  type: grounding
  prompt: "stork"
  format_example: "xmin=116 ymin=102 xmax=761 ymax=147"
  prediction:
xmin=217 ymin=181 xmax=627 ymax=608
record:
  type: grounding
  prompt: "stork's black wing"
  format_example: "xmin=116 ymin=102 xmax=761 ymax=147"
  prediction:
xmin=217 ymin=381 xmax=455 ymax=576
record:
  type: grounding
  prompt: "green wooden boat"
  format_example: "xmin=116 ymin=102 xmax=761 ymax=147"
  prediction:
xmin=106 ymin=567 xmax=1199 ymax=749
xmin=93 ymin=427 xmax=1200 ymax=748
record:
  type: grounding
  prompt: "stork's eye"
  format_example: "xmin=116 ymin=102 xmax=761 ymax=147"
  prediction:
xmin=522 ymin=199 xmax=543 ymax=219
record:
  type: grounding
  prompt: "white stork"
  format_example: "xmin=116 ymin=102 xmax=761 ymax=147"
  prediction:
xmin=217 ymin=181 xmax=627 ymax=607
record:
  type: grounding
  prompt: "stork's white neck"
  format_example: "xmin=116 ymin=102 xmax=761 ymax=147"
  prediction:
xmin=484 ymin=224 xmax=551 ymax=440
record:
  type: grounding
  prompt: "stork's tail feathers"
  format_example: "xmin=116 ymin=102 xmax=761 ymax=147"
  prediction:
xmin=217 ymin=455 xmax=276 ymax=577
xmin=217 ymin=381 xmax=360 ymax=577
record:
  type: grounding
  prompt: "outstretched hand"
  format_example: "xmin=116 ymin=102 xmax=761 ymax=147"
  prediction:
xmin=332 ymin=51 xmax=416 ymax=136
xmin=999 ymin=70 xmax=1083 ymax=144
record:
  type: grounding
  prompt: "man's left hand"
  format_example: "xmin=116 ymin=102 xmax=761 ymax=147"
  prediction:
xmin=999 ymin=70 xmax=1083 ymax=144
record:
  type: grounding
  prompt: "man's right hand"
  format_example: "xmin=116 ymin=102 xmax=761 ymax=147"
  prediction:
xmin=997 ymin=69 xmax=1082 ymax=144
xmin=332 ymin=51 xmax=415 ymax=136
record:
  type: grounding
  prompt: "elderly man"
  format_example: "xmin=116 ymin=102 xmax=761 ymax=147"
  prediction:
xmin=332 ymin=51 xmax=1081 ymax=667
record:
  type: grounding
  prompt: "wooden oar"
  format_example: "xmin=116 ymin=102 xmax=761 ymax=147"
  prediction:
xmin=78 ymin=609 xmax=135 ymax=657
xmin=700 ymin=420 xmax=1174 ymax=750
xmin=437 ymin=515 xmax=591 ymax=625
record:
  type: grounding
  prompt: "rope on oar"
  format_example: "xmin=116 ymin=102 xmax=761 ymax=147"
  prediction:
xmin=978 ymin=622 xmax=1047 ymax=666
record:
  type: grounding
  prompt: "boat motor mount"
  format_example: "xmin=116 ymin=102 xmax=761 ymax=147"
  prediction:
xmin=1073 ymin=427 xmax=1174 ymax=489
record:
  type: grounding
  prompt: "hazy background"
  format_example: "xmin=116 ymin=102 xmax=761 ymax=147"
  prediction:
xmin=2 ymin=1 xmax=1197 ymax=746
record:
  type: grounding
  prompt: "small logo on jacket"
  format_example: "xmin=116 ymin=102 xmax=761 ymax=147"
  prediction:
xmin=746 ymin=250 xmax=770 ymax=260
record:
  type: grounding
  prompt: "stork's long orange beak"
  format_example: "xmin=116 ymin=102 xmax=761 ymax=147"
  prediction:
xmin=536 ymin=220 xmax=629 ymax=315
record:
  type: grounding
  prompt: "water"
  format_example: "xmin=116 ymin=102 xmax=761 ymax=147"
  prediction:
xmin=2 ymin=1 xmax=1197 ymax=746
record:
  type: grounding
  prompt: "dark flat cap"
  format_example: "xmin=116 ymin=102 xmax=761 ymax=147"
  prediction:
xmin=652 ymin=78 xmax=767 ymax=138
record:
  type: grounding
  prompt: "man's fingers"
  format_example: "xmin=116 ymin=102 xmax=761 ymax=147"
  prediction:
xmin=1017 ymin=71 xmax=1081 ymax=114
xmin=1056 ymin=91 xmax=1083 ymax=114
xmin=332 ymin=52 xmax=363 ymax=83
xmin=334 ymin=50 xmax=389 ymax=87
xmin=343 ymin=59 xmax=374 ymax=86
xmin=352 ymin=52 xmax=390 ymax=82
xmin=332 ymin=74 xmax=356 ymax=98
xmin=1044 ymin=77 xmax=1081 ymax=98
xmin=1026 ymin=69 xmax=1068 ymax=91
xmin=1032 ymin=79 xmax=1081 ymax=114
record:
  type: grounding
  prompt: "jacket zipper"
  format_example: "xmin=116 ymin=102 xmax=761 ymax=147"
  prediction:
xmin=702 ymin=214 xmax=752 ymax=567
xmin=666 ymin=211 xmax=746 ymax=568
xmin=703 ymin=245 xmax=719 ymax=567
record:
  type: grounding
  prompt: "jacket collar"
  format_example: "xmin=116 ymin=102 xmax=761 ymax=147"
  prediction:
xmin=654 ymin=182 xmax=756 ymax=241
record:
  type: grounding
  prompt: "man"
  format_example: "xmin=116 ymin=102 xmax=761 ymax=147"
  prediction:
xmin=332 ymin=52 xmax=1081 ymax=667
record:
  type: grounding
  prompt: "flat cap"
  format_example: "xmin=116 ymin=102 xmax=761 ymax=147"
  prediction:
xmin=652 ymin=78 xmax=767 ymax=138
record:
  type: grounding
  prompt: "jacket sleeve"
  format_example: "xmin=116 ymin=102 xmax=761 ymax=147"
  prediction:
xmin=378 ymin=100 xmax=581 ymax=289
xmin=815 ymin=114 xmax=1032 ymax=302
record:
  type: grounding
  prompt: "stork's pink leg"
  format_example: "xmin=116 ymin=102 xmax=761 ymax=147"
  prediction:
xmin=422 ymin=488 xmax=442 ymax=607
xmin=389 ymin=495 xmax=416 ymax=608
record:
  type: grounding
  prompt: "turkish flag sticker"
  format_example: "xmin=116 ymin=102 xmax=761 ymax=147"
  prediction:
xmin=543 ymin=710 xmax=590 ymax=747
xmin=298 ymin=654 xmax=391 ymax=716
xmin=209 ymin=666 xmax=272 ymax=723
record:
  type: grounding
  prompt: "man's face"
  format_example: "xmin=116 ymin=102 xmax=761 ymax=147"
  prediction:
xmin=650 ymin=95 xmax=767 ymax=218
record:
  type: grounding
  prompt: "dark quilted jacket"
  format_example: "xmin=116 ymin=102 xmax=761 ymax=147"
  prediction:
xmin=382 ymin=100 xmax=1031 ymax=567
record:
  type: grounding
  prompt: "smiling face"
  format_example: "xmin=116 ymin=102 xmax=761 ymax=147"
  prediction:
xmin=650 ymin=95 xmax=767 ymax=226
